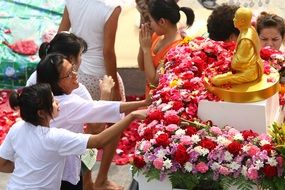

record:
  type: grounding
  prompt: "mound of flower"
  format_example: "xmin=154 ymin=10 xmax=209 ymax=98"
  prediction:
xmin=131 ymin=37 xmax=285 ymax=190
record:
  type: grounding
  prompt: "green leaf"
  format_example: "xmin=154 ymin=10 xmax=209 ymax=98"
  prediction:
xmin=143 ymin=168 xmax=161 ymax=182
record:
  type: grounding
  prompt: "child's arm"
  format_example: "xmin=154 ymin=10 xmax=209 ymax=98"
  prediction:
xmin=87 ymin=109 xmax=147 ymax=148
xmin=119 ymin=96 xmax=151 ymax=113
xmin=0 ymin=157 xmax=14 ymax=173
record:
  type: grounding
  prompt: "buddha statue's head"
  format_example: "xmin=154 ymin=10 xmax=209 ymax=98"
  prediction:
xmin=233 ymin=7 xmax=252 ymax=30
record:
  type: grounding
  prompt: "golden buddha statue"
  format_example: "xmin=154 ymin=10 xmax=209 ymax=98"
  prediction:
xmin=205 ymin=7 xmax=279 ymax=103
xmin=211 ymin=7 xmax=263 ymax=86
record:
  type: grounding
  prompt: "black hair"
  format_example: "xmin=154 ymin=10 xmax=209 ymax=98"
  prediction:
xmin=207 ymin=3 xmax=240 ymax=41
xmin=38 ymin=32 xmax=87 ymax=60
xmin=148 ymin=0 xmax=194 ymax=27
xmin=37 ymin=53 xmax=67 ymax=96
xmin=9 ymin=83 xmax=53 ymax=126
xmin=256 ymin=12 xmax=285 ymax=38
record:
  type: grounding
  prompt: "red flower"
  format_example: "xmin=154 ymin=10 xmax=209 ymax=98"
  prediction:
xmin=148 ymin=109 xmax=164 ymax=121
xmin=263 ymin=165 xmax=277 ymax=178
xmin=242 ymin=130 xmax=258 ymax=141
xmin=183 ymin=81 xmax=194 ymax=90
xmin=181 ymin=72 xmax=194 ymax=80
xmin=156 ymin=133 xmax=170 ymax=147
xmin=133 ymin=155 xmax=146 ymax=169
xmin=261 ymin=144 xmax=273 ymax=155
xmin=172 ymin=100 xmax=183 ymax=111
xmin=160 ymin=91 xmax=171 ymax=103
xmin=164 ymin=115 xmax=180 ymax=125
xmin=185 ymin=126 xmax=197 ymax=136
xmin=143 ymin=127 xmax=154 ymax=140
xmin=227 ymin=141 xmax=242 ymax=156
xmin=260 ymin=47 xmax=276 ymax=60
xmin=199 ymin=138 xmax=217 ymax=151
xmin=174 ymin=144 xmax=189 ymax=165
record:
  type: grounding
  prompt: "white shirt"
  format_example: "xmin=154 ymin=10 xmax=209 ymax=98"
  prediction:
xmin=52 ymin=93 xmax=121 ymax=184
xmin=26 ymin=71 xmax=121 ymax=184
xmin=0 ymin=120 xmax=90 ymax=190
xmin=66 ymin=0 xmax=119 ymax=75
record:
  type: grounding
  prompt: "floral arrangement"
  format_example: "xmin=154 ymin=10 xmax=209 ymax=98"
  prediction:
xmin=131 ymin=37 xmax=285 ymax=190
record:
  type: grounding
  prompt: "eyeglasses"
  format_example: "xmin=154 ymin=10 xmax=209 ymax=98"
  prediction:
xmin=59 ymin=65 xmax=76 ymax=80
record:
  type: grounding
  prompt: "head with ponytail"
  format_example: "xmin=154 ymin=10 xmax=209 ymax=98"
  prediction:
xmin=147 ymin=0 xmax=194 ymax=27
xmin=38 ymin=32 xmax=87 ymax=70
xmin=9 ymin=83 xmax=55 ymax=126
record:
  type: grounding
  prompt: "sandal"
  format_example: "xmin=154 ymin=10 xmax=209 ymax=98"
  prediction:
xmin=197 ymin=0 xmax=218 ymax=10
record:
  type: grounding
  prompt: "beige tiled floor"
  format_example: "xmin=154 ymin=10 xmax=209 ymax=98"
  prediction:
xmin=1 ymin=0 xmax=285 ymax=189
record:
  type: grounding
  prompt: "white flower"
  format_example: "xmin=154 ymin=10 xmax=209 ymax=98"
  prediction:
xmin=194 ymin=146 xmax=209 ymax=156
xmin=224 ymin=151 xmax=233 ymax=162
xmin=260 ymin=139 xmax=270 ymax=146
xmin=217 ymin=136 xmax=231 ymax=146
xmin=156 ymin=149 xmax=167 ymax=159
xmin=157 ymin=98 xmax=163 ymax=105
xmin=227 ymin=161 xmax=240 ymax=170
xmin=161 ymin=104 xmax=173 ymax=112
xmin=242 ymin=144 xmax=250 ymax=152
xmin=184 ymin=162 xmax=193 ymax=172
xmin=267 ymin=157 xmax=278 ymax=167
xmin=175 ymin=129 xmax=186 ymax=136
xmin=233 ymin=133 xmax=244 ymax=141
xmin=254 ymin=160 xmax=264 ymax=170
xmin=210 ymin=162 xmax=220 ymax=171
xmin=241 ymin=166 xmax=247 ymax=177
xmin=155 ymin=131 xmax=164 ymax=137
xmin=144 ymin=155 xmax=149 ymax=163
xmin=190 ymin=134 xmax=201 ymax=144
xmin=163 ymin=159 xmax=172 ymax=169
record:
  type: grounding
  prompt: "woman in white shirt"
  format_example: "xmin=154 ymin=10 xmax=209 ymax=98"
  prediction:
xmin=27 ymin=32 xmax=121 ymax=190
xmin=36 ymin=53 xmax=149 ymax=190
xmin=0 ymin=83 xmax=146 ymax=190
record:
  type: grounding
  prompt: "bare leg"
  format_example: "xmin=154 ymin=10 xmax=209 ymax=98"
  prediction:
xmin=93 ymin=134 xmax=123 ymax=190
xmin=83 ymin=171 xmax=93 ymax=190
xmin=83 ymin=123 xmax=106 ymax=190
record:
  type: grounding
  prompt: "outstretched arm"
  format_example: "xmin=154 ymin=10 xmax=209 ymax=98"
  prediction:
xmin=0 ymin=157 xmax=14 ymax=173
xmin=58 ymin=6 xmax=71 ymax=32
xmin=87 ymin=109 xmax=147 ymax=148
xmin=104 ymin=6 xmax=122 ymax=101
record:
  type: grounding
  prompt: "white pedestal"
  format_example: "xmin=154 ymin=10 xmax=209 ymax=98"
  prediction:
xmin=133 ymin=173 xmax=172 ymax=190
xmin=198 ymin=93 xmax=284 ymax=134
xmin=133 ymin=173 xmax=259 ymax=190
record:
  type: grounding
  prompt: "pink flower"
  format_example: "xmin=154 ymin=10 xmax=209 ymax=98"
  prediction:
xmin=153 ymin=158 xmax=164 ymax=170
xmin=228 ymin=128 xmax=240 ymax=136
xmin=210 ymin=126 xmax=222 ymax=135
xmin=195 ymin=162 xmax=209 ymax=173
xmin=180 ymin=135 xmax=192 ymax=145
xmin=219 ymin=166 xmax=230 ymax=176
xmin=166 ymin=124 xmax=178 ymax=132
xmin=247 ymin=145 xmax=260 ymax=157
xmin=247 ymin=168 xmax=259 ymax=180
xmin=142 ymin=141 xmax=152 ymax=152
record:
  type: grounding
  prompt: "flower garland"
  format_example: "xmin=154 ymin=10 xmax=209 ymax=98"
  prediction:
xmin=131 ymin=37 xmax=285 ymax=190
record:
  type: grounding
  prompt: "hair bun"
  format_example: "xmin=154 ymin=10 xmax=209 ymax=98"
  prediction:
xmin=9 ymin=91 xmax=21 ymax=110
